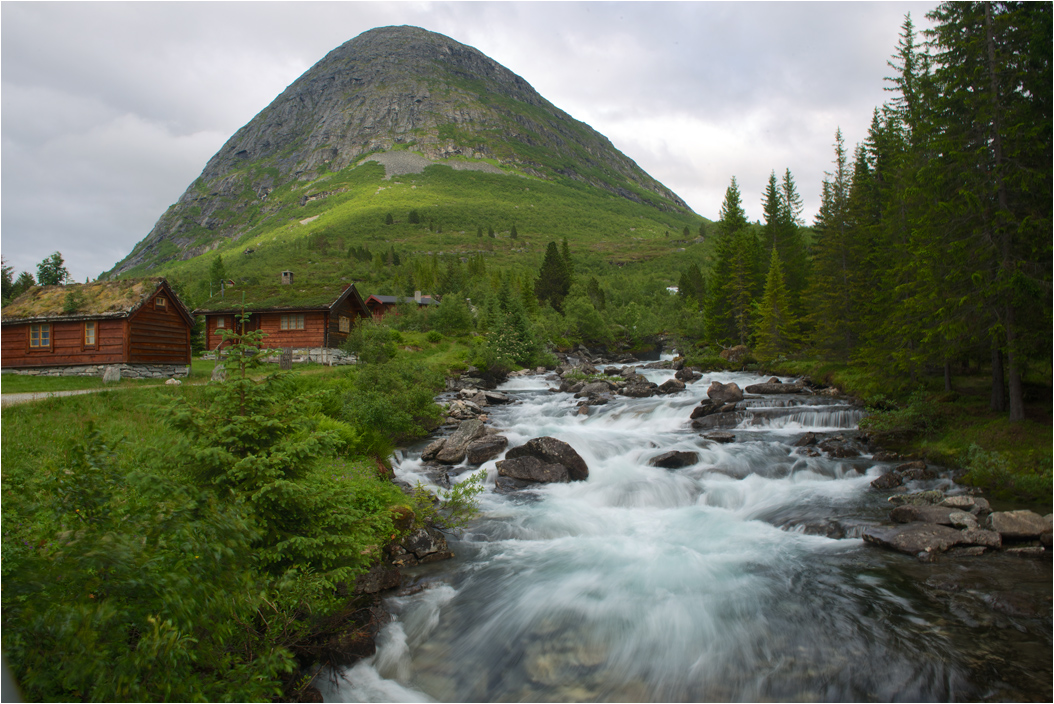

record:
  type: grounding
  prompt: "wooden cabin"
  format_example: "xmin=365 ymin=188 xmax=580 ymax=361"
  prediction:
xmin=1 ymin=278 xmax=193 ymax=376
xmin=194 ymin=273 xmax=370 ymax=352
xmin=365 ymin=291 xmax=438 ymax=319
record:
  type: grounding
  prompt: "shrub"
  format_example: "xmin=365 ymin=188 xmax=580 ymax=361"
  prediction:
xmin=343 ymin=318 xmax=398 ymax=364
xmin=426 ymin=330 xmax=443 ymax=343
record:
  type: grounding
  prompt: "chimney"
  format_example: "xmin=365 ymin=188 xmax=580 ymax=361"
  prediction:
xmin=281 ymin=270 xmax=294 ymax=285
xmin=414 ymin=290 xmax=422 ymax=303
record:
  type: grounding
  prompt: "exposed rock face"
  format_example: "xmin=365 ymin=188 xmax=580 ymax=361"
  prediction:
xmin=110 ymin=26 xmax=691 ymax=275
xmin=707 ymin=381 xmax=743 ymax=404
xmin=497 ymin=436 xmax=589 ymax=484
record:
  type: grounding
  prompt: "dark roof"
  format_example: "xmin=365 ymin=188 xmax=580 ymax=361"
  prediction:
xmin=194 ymin=282 xmax=368 ymax=315
xmin=366 ymin=294 xmax=439 ymax=306
xmin=1 ymin=278 xmax=192 ymax=325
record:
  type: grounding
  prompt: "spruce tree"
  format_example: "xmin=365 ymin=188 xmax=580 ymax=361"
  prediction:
xmin=536 ymin=241 xmax=572 ymax=312
xmin=754 ymin=248 xmax=799 ymax=360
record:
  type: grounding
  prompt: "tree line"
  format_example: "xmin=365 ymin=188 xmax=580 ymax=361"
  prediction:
xmin=690 ymin=1 xmax=1051 ymax=422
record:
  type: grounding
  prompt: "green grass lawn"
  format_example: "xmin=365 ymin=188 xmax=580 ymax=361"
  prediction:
xmin=1 ymin=358 xmax=220 ymax=395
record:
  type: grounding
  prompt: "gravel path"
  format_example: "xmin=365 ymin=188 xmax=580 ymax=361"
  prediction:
xmin=1 ymin=389 xmax=110 ymax=408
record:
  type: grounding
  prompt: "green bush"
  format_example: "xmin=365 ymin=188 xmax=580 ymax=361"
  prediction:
xmin=341 ymin=357 xmax=445 ymax=450
xmin=962 ymin=444 xmax=1054 ymax=499
xmin=426 ymin=329 xmax=443 ymax=343
xmin=343 ymin=318 xmax=398 ymax=364
xmin=859 ymin=390 xmax=943 ymax=438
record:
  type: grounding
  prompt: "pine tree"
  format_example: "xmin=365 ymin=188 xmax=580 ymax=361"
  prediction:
xmin=706 ymin=177 xmax=758 ymax=344
xmin=385 ymin=213 xmax=394 ymax=225
xmin=536 ymin=241 xmax=572 ymax=312
xmin=511 ymin=224 xmax=518 ymax=239
xmin=754 ymin=248 xmax=799 ymax=360
xmin=561 ymin=238 xmax=575 ymax=285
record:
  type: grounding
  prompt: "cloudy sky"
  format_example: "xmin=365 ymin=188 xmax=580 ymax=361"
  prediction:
xmin=2 ymin=0 xmax=937 ymax=282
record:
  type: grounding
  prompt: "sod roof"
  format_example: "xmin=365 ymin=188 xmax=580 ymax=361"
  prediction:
xmin=1 ymin=278 xmax=186 ymax=324
xmin=192 ymin=282 xmax=366 ymax=314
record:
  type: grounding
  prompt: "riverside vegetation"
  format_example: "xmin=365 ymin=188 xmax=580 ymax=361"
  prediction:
xmin=1 ymin=2 xmax=1050 ymax=700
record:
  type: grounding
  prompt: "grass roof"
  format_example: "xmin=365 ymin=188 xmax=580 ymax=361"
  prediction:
xmin=193 ymin=282 xmax=361 ymax=314
xmin=1 ymin=278 xmax=168 ymax=323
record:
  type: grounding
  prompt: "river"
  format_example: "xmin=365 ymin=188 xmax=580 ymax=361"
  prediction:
xmin=321 ymin=363 xmax=1052 ymax=702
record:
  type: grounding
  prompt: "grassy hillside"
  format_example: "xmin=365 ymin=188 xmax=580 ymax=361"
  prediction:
xmin=115 ymin=160 xmax=712 ymax=307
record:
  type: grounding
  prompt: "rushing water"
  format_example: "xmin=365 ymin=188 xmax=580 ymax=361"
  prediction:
xmin=321 ymin=364 xmax=1052 ymax=702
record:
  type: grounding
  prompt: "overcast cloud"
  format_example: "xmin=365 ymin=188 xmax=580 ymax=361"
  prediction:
xmin=2 ymin=1 xmax=937 ymax=282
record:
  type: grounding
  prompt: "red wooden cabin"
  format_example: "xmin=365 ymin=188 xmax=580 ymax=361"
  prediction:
xmin=365 ymin=291 xmax=438 ymax=319
xmin=1 ymin=278 xmax=193 ymax=376
xmin=194 ymin=272 xmax=370 ymax=352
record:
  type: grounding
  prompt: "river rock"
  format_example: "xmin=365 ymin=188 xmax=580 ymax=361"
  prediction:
xmin=794 ymin=432 xmax=819 ymax=447
xmin=890 ymin=505 xmax=956 ymax=525
xmin=621 ymin=379 xmax=659 ymax=398
xmin=986 ymin=510 xmax=1048 ymax=539
xmin=818 ymin=438 xmax=860 ymax=458
xmin=872 ymin=450 xmax=899 ymax=462
xmin=497 ymin=455 xmax=570 ymax=483
xmin=649 ymin=450 xmax=699 ymax=469
xmin=503 ymin=436 xmax=589 ymax=482
xmin=948 ymin=510 xmax=979 ymax=530
xmin=657 ymin=378 xmax=686 ymax=395
xmin=707 ymin=381 xmax=744 ymax=404
xmin=401 ymin=527 xmax=453 ymax=561
xmin=435 ymin=419 xmax=488 ymax=464
xmin=690 ymin=401 xmax=719 ymax=419
xmin=939 ymin=495 xmax=976 ymax=510
xmin=674 ymin=367 xmax=700 ymax=382
xmin=888 ymin=490 xmax=945 ymax=506
xmin=484 ymin=391 xmax=513 ymax=405
xmin=959 ymin=528 xmax=1002 ymax=549
xmin=744 ymin=381 xmax=805 ymax=394
xmin=692 ymin=412 xmax=742 ymax=430
xmin=466 ymin=435 xmax=508 ymax=464
xmin=354 ymin=563 xmax=401 ymax=594
xmin=575 ymin=381 xmax=613 ymax=397
xmin=862 ymin=523 xmax=964 ymax=555
xmin=870 ymin=471 xmax=903 ymax=490
xmin=704 ymin=431 xmax=736 ymax=444
xmin=420 ymin=437 xmax=447 ymax=461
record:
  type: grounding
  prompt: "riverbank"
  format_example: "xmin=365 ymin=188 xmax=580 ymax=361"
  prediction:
xmin=764 ymin=358 xmax=1053 ymax=508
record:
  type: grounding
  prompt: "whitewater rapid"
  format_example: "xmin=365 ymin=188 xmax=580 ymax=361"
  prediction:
xmin=320 ymin=365 xmax=995 ymax=701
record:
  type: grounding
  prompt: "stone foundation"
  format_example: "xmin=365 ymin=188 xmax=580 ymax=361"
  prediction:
xmin=2 ymin=363 xmax=190 ymax=379
xmin=203 ymin=347 xmax=357 ymax=366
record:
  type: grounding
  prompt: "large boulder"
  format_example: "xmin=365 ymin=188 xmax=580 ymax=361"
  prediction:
xmin=354 ymin=563 xmax=402 ymax=594
xmin=466 ymin=435 xmax=508 ymax=464
xmin=649 ymin=450 xmax=699 ymax=469
xmin=986 ymin=510 xmax=1048 ymax=539
xmin=497 ymin=455 xmax=571 ymax=483
xmin=707 ymin=381 xmax=744 ymax=404
xmin=862 ymin=523 xmax=964 ymax=556
xmin=575 ymin=381 xmax=614 ymax=398
xmin=435 ymin=419 xmax=488 ymax=464
xmin=501 ymin=436 xmax=589 ymax=482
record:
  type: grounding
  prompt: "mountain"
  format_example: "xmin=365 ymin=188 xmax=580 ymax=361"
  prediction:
xmin=107 ymin=25 xmax=700 ymax=279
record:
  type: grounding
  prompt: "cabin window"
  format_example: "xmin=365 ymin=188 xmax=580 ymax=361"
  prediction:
xmin=280 ymin=314 xmax=305 ymax=330
xmin=339 ymin=315 xmax=351 ymax=333
xmin=155 ymin=296 xmax=167 ymax=309
xmin=29 ymin=323 xmax=51 ymax=349
xmin=84 ymin=321 xmax=96 ymax=346
xmin=216 ymin=317 xmax=226 ymax=328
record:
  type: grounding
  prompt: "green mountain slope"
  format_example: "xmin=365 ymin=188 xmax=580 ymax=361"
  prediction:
xmin=106 ymin=25 xmax=704 ymax=283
